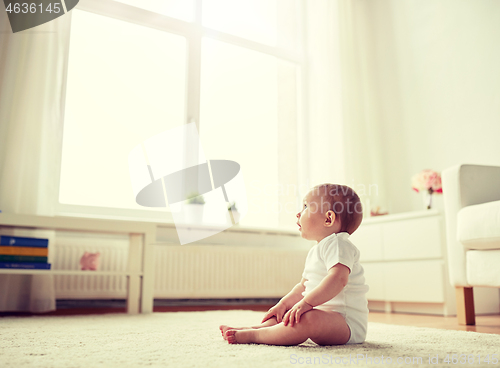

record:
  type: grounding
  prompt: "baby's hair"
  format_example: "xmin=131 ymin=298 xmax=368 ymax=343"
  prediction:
xmin=312 ymin=184 xmax=363 ymax=234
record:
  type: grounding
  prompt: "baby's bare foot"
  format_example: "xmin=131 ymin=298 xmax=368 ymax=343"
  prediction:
xmin=225 ymin=329 xmax=239 ymax=344
xmin=219 ymin=325 xmax=232 ymax=340
xmin=225 ymin=329 xmax=254 ymax=344
xmin=220 ymin=325 xmax=248 ymax=340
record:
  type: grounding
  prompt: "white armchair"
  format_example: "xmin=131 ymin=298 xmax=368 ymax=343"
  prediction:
xmin=442 ymin=164 xmax=500 ymax=325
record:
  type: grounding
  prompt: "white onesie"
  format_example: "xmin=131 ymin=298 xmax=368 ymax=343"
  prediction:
xmin=301 ymin=232 xmax=369 ymax=344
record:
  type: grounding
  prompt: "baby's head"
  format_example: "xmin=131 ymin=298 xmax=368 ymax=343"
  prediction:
xmin=296 ymin=184 xmax=363 ymax=242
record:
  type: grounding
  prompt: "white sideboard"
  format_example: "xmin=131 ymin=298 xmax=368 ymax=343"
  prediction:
xmin=349 ymin=210 xmax=457 ymax=316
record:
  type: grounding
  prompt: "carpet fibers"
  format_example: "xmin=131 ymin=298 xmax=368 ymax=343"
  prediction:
xmin=1 ymin=310 xmax=499 ymax=368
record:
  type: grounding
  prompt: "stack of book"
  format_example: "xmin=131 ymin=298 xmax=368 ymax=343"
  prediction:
xmin=0 ymin=235 xmax=51 ymax=270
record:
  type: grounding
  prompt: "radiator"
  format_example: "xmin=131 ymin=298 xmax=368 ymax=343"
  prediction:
xmin=54 ymin=231 xmax=308 ymax=299
xmin=154 ymin=245 xmax=307 ymax=298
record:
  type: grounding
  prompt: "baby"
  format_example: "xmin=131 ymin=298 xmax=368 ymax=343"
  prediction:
xmin=219 ymin=184 xmax=369 ymax=345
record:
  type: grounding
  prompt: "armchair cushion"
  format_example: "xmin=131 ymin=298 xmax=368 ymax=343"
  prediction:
xmin=466 ymin=250 xmax=500 ymax=287
xmin=458 ymin=200 xmax=500 ymax=250
xmin=443 ymin=164 xmax=500 ymax=286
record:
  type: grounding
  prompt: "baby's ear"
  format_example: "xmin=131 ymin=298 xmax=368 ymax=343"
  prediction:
xmin=325 ymin=210 xmax=336 ymax=227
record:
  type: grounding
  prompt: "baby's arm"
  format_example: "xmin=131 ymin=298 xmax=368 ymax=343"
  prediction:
xmin=280 ymin=277 xmax=307 ymax=308
xmin=303 ymin=264 xmax=349 ymax=306
xmin=261 ymin=278 xmax=307 ymax=323
xmin=283 ymin=264 xmax=350 ymax=326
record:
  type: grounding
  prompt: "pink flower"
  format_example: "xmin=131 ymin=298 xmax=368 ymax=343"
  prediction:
xmin=411 ymin=169 xmax=443 ymax=194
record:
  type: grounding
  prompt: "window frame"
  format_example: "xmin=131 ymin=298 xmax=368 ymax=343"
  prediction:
xmin=56 ymin=0 xmax=309 ymax=226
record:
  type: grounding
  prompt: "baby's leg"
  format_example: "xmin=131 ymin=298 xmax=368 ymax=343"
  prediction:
xmin=226 ymin=309 xmax=350 ymax=346
xmin=220 ymin=317 xmax=278 ymax=339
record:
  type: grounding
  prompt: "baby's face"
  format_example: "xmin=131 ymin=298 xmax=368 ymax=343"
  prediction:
xmin=296 ymin=190 xmax=336 ymax=242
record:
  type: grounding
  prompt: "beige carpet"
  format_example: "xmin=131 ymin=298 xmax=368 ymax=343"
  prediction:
xmin=1 ymin=310 xmax=499 ymax=368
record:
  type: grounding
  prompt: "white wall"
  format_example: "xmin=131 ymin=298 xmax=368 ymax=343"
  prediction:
xmin=357 ymin=0 xmax=500 ymax=214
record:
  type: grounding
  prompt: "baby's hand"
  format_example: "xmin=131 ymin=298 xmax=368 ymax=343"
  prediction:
xmin=283 ymin=300 xmax=313 ymax=327
xmin=261 ymin=301 xmax=287 ymax=323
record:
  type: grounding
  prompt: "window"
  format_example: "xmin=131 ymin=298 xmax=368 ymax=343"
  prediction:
xmin=59 ymin=0 xmax=305 ymax=229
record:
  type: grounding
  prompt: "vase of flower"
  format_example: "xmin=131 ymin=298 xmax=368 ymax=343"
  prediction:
xmin=411 ymin=169 xmax=443 ymax=210
xmin=423 ymin=188 xmax=433 ymax=210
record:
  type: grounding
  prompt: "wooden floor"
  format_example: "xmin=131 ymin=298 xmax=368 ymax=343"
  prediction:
xmin=2 ymin=304 xmax=500 ymax=335
xmin=368 ymin=311 xmax=500 ymax=335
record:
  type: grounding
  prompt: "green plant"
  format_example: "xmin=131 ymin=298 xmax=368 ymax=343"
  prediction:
xmin=186 ymin=192 xmax=205 ymax=205
xmin=227 ymin=201 xmax=238 ymax=212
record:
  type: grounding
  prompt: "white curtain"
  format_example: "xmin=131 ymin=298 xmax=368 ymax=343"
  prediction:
xmin=304 ymin=0 xmax=345 ymax=187
xmin=0 ymin=11 xmax=70 ymax=312
xmin=336 ymin=0 xmax=388 ymax=210
xmin=305 ymin=0 xmax=387 ymax=212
